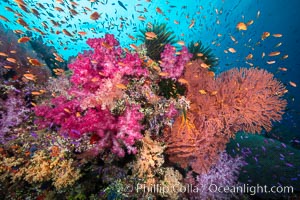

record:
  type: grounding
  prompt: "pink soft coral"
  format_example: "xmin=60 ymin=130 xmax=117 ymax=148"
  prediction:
xmin=160 ymin=44 xmax=192 ymax=78
xmin=34 ymin=34 xmax=146 ymax=157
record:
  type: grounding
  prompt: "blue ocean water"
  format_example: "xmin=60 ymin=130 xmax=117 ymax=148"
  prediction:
xmin=0 ymin=0 xmax=300 ymax=198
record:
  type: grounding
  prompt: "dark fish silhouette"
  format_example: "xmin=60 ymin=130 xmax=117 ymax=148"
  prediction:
xmin=117 ymin=1 xmax=127 ymax=11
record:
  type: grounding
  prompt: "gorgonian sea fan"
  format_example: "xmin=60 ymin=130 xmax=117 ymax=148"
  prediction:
xmin=34 ymin=34 xmax=146 ymax=157
xmin=165 ymin=60 xmax=287 ymax=174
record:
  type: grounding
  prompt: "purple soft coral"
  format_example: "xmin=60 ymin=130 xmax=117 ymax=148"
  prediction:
xmin=160 ymin=44 xmax=192 ymax=78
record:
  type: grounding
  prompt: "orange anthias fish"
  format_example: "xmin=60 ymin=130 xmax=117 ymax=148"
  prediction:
xmin=188 ymin=19 xmax=195 ymax=29
xmin=236 ymin=22 xmax=247 ymax=31
xmin=272 ymin=33 xmax=282 ymax=38
xmin=228 ymin=48 xmax=236 ymax=53
xmin=62 ymin=29 xmax=73 ymax=37
xmin=145 ymin=32 xmax=157 ymax=40
xmin=28 ymin=58 xmax=44 ymax=66
xmin=18 ymin=36 xmax=30 ymax=43
xmin=90 ymin=12 xmax=101 ymax=20
xmin=16 ymin=18 xmax=29 ymax=28
xmin=156 ymin=7 xmax=164 ymax=15
xmin=289 ymin=81 xmax=297 ymax=87
xmin=78 ymin=31 xmax=87 ymax=36
xmin=53 ymin=68 xmax=65 ymax=76
xmin=6 ymin=57 xmax=17 ymax=63
xmin=261 ymin=32 xmax=270 ymax=40
xmin=23 ymin=73 xmax=36 ymax=81
xmin=268 ymin=51 xmax=280 ymax=57
xmin=0 ymin=15 xmax=10 ymax=22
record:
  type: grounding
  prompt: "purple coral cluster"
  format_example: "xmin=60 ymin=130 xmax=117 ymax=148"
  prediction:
xmin=160 ymin=44 xmax=192 ymax=78
xmin=34 ymin=34 xmax=146 ymax=157
xmin=0 ymin=87 xmax=30 ymax=144
xmin=193 ymin=152 xmax=246 ymax=200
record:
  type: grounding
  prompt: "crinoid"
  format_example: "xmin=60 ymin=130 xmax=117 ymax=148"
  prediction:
xmin=138 ymin=23 xmax=176 ymax=61
xmin=188 ymin=41 xmax=219 ymax=71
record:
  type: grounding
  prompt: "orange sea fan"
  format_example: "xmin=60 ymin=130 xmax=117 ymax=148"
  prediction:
xmin=165 ymin=112 xmax=229 ymax=174
xmin=164 ymin=61 xmax=287 ymax=174
xmin=215 ymin=68 xmax=287 ymax=134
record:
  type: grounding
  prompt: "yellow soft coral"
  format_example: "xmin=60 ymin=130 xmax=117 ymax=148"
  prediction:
xmin=159 ymin=167 xmax=184 ymax=200
xmin=132 ymin=132 xmax=165 ymax=186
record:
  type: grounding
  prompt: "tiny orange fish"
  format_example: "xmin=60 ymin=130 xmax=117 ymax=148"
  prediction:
xmin=272 ymin=33 xmax=282 ymax=38
xmin=246 ymin=53 xmax=253 ymax=60
xmin=130 ymin=44 xmax=138 ymax=50
xmin=210 ymin=90 xmax=218 ymax=96
xmin=159 ymin=72 xmax=169 ymax=77
xmin=278 ymin=67 xmax=287 ymax=72
xmin=62 ymin=29 xmax=73 ymax=37
xmin=31 ymin=91 xmax=42 ymax=95
xmin=116 ymin=83 xmax=127 ymax=89
xmin=289 ymin=81 xmax=297 ymax=87
xmin=178 ymin=78 xmax=189 ymax=84
xmin=28 ymin=58 xmax=44 ymax=66
xmin=267 ymin=60 xmax=276 ymax=64
xmin=0 ymin=52 xmax=8 ymax=57
xmin=138 ymin=16 xmax=146 ymax=21
xmin=268 ymin=51 xmax=280 ymax=57
xmin=236 ymin=22 xmax=247 ymax=31
xmin=6 ymin=57 xmax=17 ymax=63
xmin=261 ymin=32 xmax=270 ymax=40
xmin=177 ymin=40 xmax=185 ymax=46
xmin=23 ymin=73 xmax=36 ymax=81
xmin=200 ymin=63 xmax=209 ymax=69
xmin=145 ymin=32 xmax=157 ymax=40
xmin=0 ymin=15 xmax=10 ymax=22
xmin=64 ymin=108 xmax=71 ymax=113
xmin=156 ymin=7 xmax=163 ymax=14
xmin=188 ymin=19 xmax=195 ymax=29
xmin=90 ymin=12 xmax=101 ymax=20
xmin=199 ymin=89 xmax=207 ymax=95
xmin=228 ymin=48 xmax=236 ymax=53
xmin=78 ymin=31 xmax=87 ymax=36
xmin=18 ymin=36 xmax=30 ymax=43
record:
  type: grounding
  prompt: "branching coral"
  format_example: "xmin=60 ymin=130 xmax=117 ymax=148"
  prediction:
xmin=164 ymin=60 xmax=287 ymax=174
